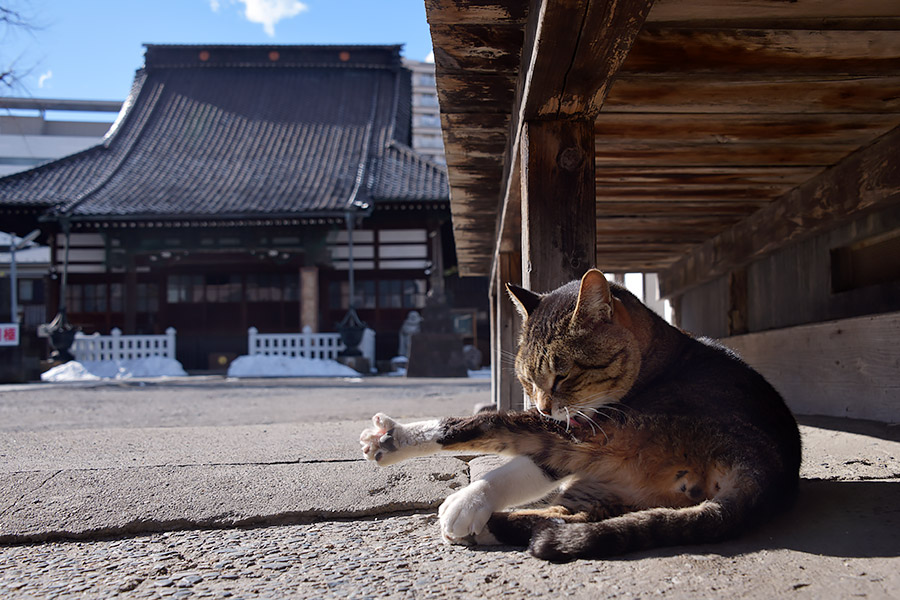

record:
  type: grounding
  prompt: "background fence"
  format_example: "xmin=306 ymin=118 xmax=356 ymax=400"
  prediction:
xmin=73 ymin=327 xmax=177 ymax=362
xmin=248 ymin=326 xmax=375 ymax=366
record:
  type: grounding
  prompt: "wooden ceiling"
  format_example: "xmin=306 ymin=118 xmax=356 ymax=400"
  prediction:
xmin=425 ymin=0 xmax=900 ymax=291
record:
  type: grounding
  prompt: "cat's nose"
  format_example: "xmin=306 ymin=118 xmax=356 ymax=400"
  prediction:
xmin=534 ymin=392 xmax=553 ymax=414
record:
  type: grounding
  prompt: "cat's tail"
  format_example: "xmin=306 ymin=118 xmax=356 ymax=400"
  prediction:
xmin=523 ymin=492 xmax=757 ymax=562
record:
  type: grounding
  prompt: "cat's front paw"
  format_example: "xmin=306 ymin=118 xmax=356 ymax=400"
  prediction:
xmin=360 ymin=413 xmax=403 ymax=465
xmin=438 ymin=480 xmax=499 ymax=546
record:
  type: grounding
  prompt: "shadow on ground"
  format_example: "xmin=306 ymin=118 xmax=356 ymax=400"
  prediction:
xmin=615 ymin=478 xmax=900 ymax=562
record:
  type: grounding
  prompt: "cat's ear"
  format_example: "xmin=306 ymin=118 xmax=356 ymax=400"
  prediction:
xmin=506 ymin=283 xmax=541 ymax=320
xmin=573 ymin=269 xmax=613 ymax=323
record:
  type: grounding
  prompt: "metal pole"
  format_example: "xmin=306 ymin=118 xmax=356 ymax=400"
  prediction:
xmin=59 ymin=218 xmax=71 ymax=322
xmin=9 ymin=243 xmax=16 ymax=322
xmin=345 ymin=211 xmax=355 ymax=309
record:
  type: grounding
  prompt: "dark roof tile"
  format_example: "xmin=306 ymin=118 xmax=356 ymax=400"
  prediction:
xmin=0 ymin=45 xmax=447 ymax=220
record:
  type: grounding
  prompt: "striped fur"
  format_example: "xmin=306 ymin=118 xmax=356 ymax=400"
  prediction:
xmin=361 ymin=269 xmax=801 ymax=561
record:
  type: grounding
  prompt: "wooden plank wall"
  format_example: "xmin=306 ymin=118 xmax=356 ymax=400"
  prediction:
xmin=723 ymin=312 xmax=900 ymax=423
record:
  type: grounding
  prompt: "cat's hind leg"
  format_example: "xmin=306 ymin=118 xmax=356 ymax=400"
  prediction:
xmin=482 ymin=481 xmax=633 ymax=547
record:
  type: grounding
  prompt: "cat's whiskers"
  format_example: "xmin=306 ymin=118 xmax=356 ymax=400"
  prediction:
xmin=576 ymin=409 xmax=609 ymax=443
xmin=564 ymin=406 xmax=572 ymax=433
xmin=581 ymin=404 xmax=631 ymax=425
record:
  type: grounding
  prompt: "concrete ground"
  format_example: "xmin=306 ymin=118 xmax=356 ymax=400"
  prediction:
xmin=0 ymin=376 xmax=898 ymax=599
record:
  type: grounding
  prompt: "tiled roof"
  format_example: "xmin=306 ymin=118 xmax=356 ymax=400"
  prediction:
xmin=0 ymin=45 xmax=448 ymax=221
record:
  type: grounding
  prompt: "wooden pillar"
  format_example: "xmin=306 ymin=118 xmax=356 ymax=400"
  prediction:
xmin=300 ymin=266 xmax=319 ymax=332
xmin=494 ymin=251 xmax=522 ymax=411
xmin=728 ymin=268 xmax=749 ymax=335
xmin=124 ymin=254 xmax=137 ymax=333
xmin=520 ymin=120 xmax=596 ymax=293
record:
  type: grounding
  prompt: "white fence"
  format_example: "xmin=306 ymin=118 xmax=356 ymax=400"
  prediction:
xmin=248 ymin=326 xmax=376 ymax=366
xmin=73 ymin=327 xmax=177 ymax=362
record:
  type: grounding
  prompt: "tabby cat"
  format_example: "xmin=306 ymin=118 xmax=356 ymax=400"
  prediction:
xmin=360 ymin=269 xmax=801 ymax=561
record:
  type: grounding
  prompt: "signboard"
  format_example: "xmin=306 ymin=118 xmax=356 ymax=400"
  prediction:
xmin=0 ymin=323 xmax=19 ymax=347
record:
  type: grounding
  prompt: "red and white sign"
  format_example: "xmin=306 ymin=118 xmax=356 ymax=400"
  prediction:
xmin=0 ymin=323 xmax=20 ymax=346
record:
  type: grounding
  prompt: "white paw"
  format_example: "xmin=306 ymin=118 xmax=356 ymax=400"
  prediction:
xmin=359 ymin=413 xmax=402 ymax=465
xmin=438 ymin=480 xmax=496 ymax=544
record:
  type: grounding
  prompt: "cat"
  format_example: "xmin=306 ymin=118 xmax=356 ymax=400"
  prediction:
xmin=360 ymin=268 xmax=801 ymax=562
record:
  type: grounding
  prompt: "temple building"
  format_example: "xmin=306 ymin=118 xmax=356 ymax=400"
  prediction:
xmin=0 ymin=45 xmax=470 ymax=370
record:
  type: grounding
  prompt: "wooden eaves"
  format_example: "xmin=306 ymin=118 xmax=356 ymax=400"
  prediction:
xmin=425 ymin=0 xmax=900 ymax=409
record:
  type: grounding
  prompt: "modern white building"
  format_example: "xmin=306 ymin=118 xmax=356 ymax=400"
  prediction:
xmin=0 ymin=98 xmax=120 ymax=177
xmin=403 ymin=59 xmax=445 ymax=165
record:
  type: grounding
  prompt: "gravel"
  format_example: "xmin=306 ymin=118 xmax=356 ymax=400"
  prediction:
xmin=2 ymin=511 xmax=898 ymax=600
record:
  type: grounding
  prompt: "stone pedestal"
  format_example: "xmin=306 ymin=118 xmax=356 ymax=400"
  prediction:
xmin=337 ymin=355 xmax=370 ymax=375
xmin=405 ymin=333 xmax=468 ymax=377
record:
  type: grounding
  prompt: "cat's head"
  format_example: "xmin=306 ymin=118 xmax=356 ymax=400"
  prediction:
xmin=507 ymin=269 xmax=641 ymax=423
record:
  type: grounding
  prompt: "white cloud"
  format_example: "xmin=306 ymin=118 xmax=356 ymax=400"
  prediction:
xmin=209 ymin=0 xmax=221 ymax=11
xmin=424 ymin=50 xmax=434 ymax=64
xmin=38 ymin=70 xmax=52 ymax=88
xmin=237 ymin=0 xmax=308 ymax=37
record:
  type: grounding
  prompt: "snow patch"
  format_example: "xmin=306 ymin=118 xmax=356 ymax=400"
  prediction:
xmin=226 ymin=354 xmax=360 ymax=378
xmin=42 ymin=356 xmax=187 ymax=381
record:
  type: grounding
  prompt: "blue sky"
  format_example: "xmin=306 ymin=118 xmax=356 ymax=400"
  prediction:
xmin=4 ymin=0 xmax=433 ymax=108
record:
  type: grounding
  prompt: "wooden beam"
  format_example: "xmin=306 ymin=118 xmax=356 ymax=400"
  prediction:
xmin=524 ymin=0 xmax=656 ymax=118
xmin=646 ymin=0 xmax=900 ymax=24
xmin=495 ymin=251 xmax=522 ymax=411
xmin=604 ymin=75 xmax=900 ymax=114
xmin=492 ymin=0 xmax=654 ymax=284
xmin=620 ymin=29 xmax=900 ymax=76
xmin=659 ymin=125 xmax=900 ymax=298
xmin=424 ymin=0 xmax=529 ymax=26
xmin=594 ymin=113 xmax=900 ymax=144
xmin=521 ymin=119 xmax=596 ymax=292
xmin=722 ymin=311 xmax=900 ymax=423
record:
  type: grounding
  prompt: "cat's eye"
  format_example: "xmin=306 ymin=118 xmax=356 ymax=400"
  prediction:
xmin=552 ymin=373 xmax=569 ymax=392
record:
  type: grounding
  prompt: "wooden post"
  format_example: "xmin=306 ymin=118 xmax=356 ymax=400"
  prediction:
xmin=300 ymin=266 xmax=319 ymax=332
xmin=728 ymin=268 xmax=749 ymax=335
xmin=520 ymin=120 xmax=596 ymax=293
xmin=495 ymin=251 xmax=522 ymax=411
xmin=124 ymin=254 xmax=137 ymax=333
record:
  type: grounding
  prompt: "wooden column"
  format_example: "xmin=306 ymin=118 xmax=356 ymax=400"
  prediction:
xmin=520 ymin=119 xmax=596 ymax=293
xmin=300 ymin=266 xmax=319 ymax=332
xmin=494 ymin=251 xmax=522 ymax=412
xmin=123 ymin=254 xmax=137 ymax=333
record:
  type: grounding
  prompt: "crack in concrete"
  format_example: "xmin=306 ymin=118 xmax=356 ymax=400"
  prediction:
xmin=0 ymin=505 xmax=441 ymax=546
xmin=0 ymin=470 xmax=62 ymax=519
xmin=5 ymin=458 xmax=366 ymax=475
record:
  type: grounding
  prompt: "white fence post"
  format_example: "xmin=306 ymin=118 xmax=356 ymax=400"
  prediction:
xmin=248 ymin=327 xmax=258 ymax=355
xmin=110 ymin=328 xmax=123 ymax=361
xmin=246 ymin=327 xmax=348 ymax=361
xmin=73 ymin=328 xmax=178 ymax=363
xmin=165 ymin=327 xmax=176 ymax=359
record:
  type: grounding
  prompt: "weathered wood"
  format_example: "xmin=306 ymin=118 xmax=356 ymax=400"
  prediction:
xmin=425 ymin=0 xmax=900 ymax=280
xmin=646 ymin=0 xmax=900 ymax=23
xmin=523 ymin=0 xmax=655 ymax=118
xmin=435 ymin=73 xmax=518 ymax=112
xmin=722 ymin=311 xmax=900 ymax=423
xmin=659 ymin=125 xmax=900 ymax=298
xmin=424 ymin=0 xmax=529 ymax=26
xmin=596 ymin=216 xmax=740 ymax=241
xmin=594 ymin=113 xmax=900 ymax=143
xmin=594 ymin=142 xmax=856 ymax=166
xmin=621 ymin=29 xmax=900 ymax=75
xmin=491 ymin=0 xmax=654 ymax=282
xmin=727 ymin=268 xmax=748 ymax=335
xmin=594 ymin=200 xmax=771 ymax=217
xmin=593 ymin=166 xmax=821 ymax=186
xmin=495 ymin=251 xmax=523 ymax=411
xmin=521 ymin=120 xmax=596 ymax=292
xmin=605 ymin=76 xmax=900 ymax=113
xmin=430 ymin=24 xmax=524 ymax=74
